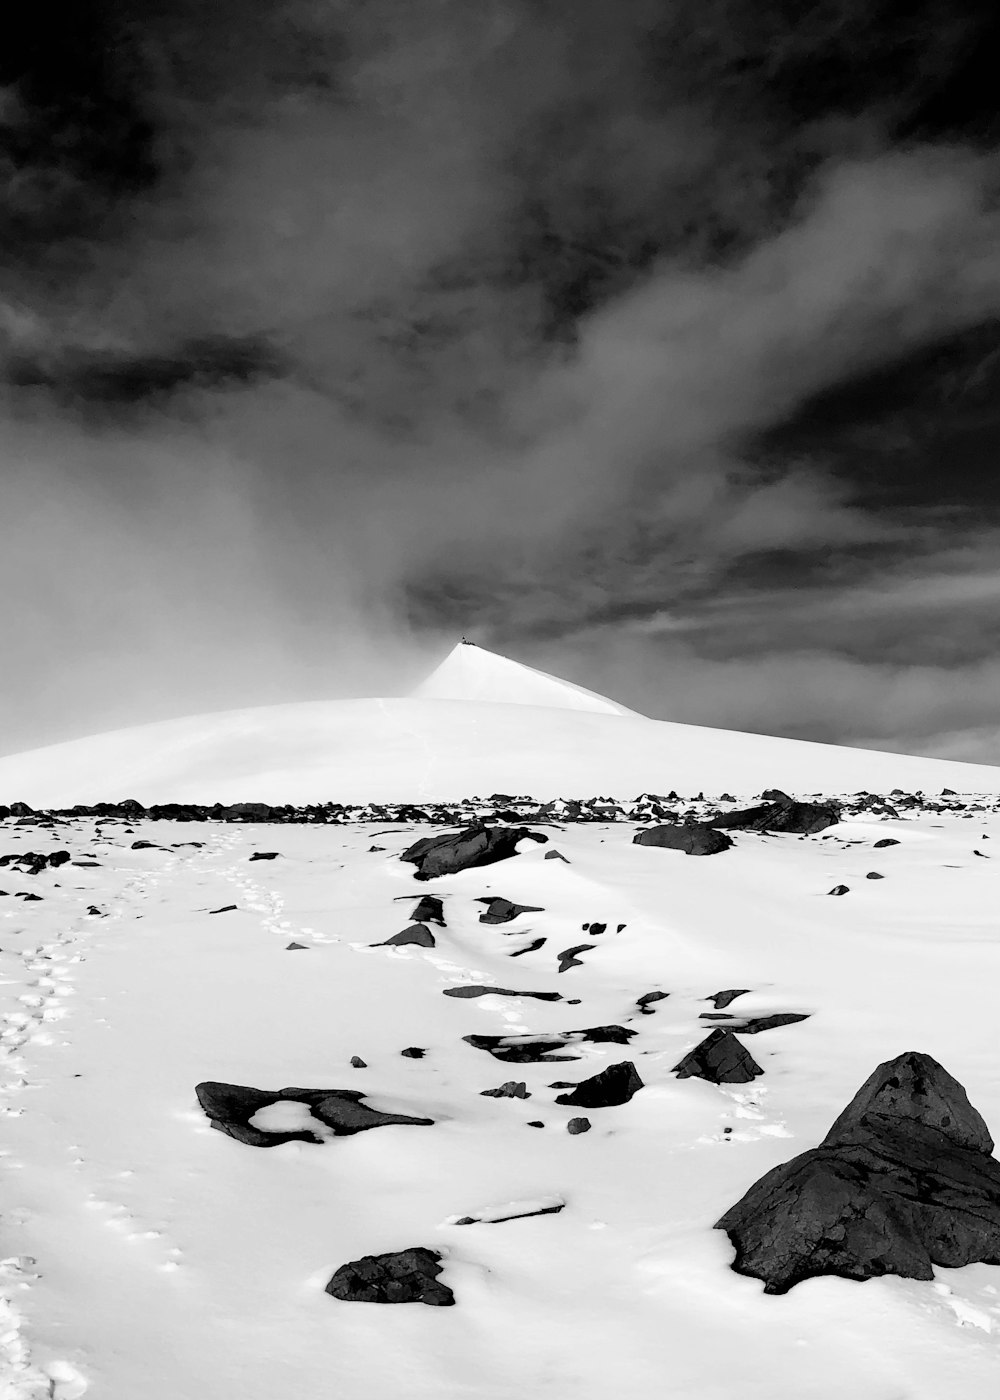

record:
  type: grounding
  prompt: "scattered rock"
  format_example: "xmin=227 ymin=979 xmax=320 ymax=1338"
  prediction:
xmin=477 ymin=897 xmax=545 ymax=924
xmin=209 ymin=904 xmax=238 ymax=914
xmin=375 ymin=923 xmax=436 ymax=948
xmin=195 ymin=1082 xmax=434 ymax=1147
xmin=636 ymin=991 xmax=669 ymax=1013
xmin=707 ymin=989 xmax=752 ymax=1010
xmin=509 ymin=937 xmax=547 ymax=957
xmin=554 ymin=1061 xmax=644 ymax=1108
xmin=443 ymin=985 xmax=561 ymax=1001
xmin=463 ymin=1034 xmax=582 ymax=1063
xmin=725 ymin=1013 xmax=810 ymax=1035
xmin=633 ymin=825 xmax=733 ymax=856
xmin=673 ymin=1029 xmax=763 ymax=1084
xmin=249 ymin=852 xmax=281 ymax=861
xmin=873 ymin=838 xmax=900 ymax=848
xmin=480 ymin=1081 xmax=530 ymax=1098
xmin=828 ymin=885 xmax=850 ymax=896
xmin=285 ymin=942 xmax=308 ymax=950
xmin=866 ymin=871 xmax=884 ymax=880
xmin=527 ymin=1120 xmax=545 ymax=1128
xmin=544 ymin=850 xmax=570 ymax=862
xmin=350 ymin=1056 xmax=367 ymax=1068
xmin=716 ymin=1051 xmax=1000 ymax=1294
xmin=410 ymin=895 xmax=446 ymax=927
xmin=557 ymin=944 xmax=593 ymax=973
xmin=401 ymin=1047 xmax=426 ymax=1058
xmin=567 ymin=1117 xmax=591 ymax=1135
xmin=450 ymin=1196 xmax=564 ymax=1225
xmin=401 ymin=822 xmax=547 ymax=879
xmin=325 ymin=1247 xmax=453 ymax=1306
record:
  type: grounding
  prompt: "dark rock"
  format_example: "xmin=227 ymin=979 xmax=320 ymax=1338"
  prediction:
xmin=195 ymin=1081 xmax=433 ymax=1147
xmin=637 ymin=991 xmax=669 ymax=1012
xmin=633 ymin=825 xmax=733 ymax=856
xmin=509 ymin=937 xmax=547 ymax=957
xmin=527 ymin=1121 xmax=545 ymax=1128
xmin=443 ymin=985 xmax=561 ymax=1001
xmin=375 ymin=923 xmax=436 ymax=948
xmin=463 ymin=1034 xmax=582 ymax=1063
xmin=209 ymin=904 xmax=238 ymax=914
xmin=285 ymin=942 xmax=308 ymax=950
xmin=708 ymin=989 xmax=751 ymax=1010
xmin=17 ymin=892 xmax=42 ymax=900
xmin=567 ymin=1117 xmax=591 ymax=1135
xmin=480 ymin=1081 xmax=530 ymax=1098
xmin=401 ymin=822 xmax=547 ymax=879
xmin=715 ymin=1051 xmax=1000 ymax=1294
xmin=410 ymin=895 xmax=446 ymax=927
xmin=477 ymin=897 xmax=545 ymax=924
xmin=249 ymin=852 xmax=281 ymax=861
xmin=873 ymin=838 xmax=901 ymax=848
xmin=557 ymin=944 xmax=593 ymax=973
xmin=554 ymin=1061 xmax=644 ymax=1109
xmin=760 ymin=789 xmax=792 ymax=802
xmin=325 ymin=1247 xmax=453 ymax=1306
xmin=575 ymin=1025 xmax=636 ymax=1044
xmin=587 ymin=921 xmax=607 ymax=936
xmin=221 ymin=802 xmax=278 ymax=822
xmin=726 ymin=1013 xmax=810 ymax=1035
xmin=711 ymin=798 xmax=840 ymax=835
xmin=544 ymin=850 xmax=570 ymax=862
xmin=401 ymin=1047 xmax=426 ymax=1058
xmin=866 ymin=871 xmax=884 ymax=879
xmin=350 ymin=1056 xmax=367 ymax=1068
xmin=828 ymin=885 xmax=850 ymax=896
xmin=673 ymin=1030 xmax=763 ymax=1084
xmin=131 ymin=840 xmax=162 ymax=850
xmin=86 ymin=905 xmax=104 ymax=916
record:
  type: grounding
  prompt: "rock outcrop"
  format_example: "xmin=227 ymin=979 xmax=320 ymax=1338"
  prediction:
xmin=401 ymin=822 xmax=547 ymax=879
xmin=633 ymin=825 xmax=733 ymax=856
xmin=715 ymin=1051 xmax=1000 ymax=1293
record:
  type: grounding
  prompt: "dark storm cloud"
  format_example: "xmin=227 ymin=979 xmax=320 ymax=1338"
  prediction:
xmin=3 ymin=0 xmax=1000 ymax=757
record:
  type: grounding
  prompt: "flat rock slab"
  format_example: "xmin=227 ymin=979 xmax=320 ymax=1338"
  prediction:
xmin=673 ymin=1029 xmax=764 ymax=1084
xmin=557 ymin=944 xmax=593 ymax=972
xmin=401 ymin=822 xmax=547 ymax=879
xmin=409 ymin=895 xmax=446 ymax=926
xmin=716 ymin=1051 xmax=1000 ymax=1293
xmin=707 ymin=989 xmax=752 ymax=1010
xmin=249 ymin=852 xmax=281 ymax=861
xmin=477 ymin=897 xmax=545 ymax=924
xmin=195 ymin=1082 xmax=434 ymax=1147
xmin=722 ymin=1013 xmax=810 ymax=1035
xmin=463 ymin=1034 xmax=582 ymax=1063
xmin=633 ymin=825 xmax=733 ymax=856
xmin=326 ymin=1247 xmax=454 ymax=1306
xmin=554 ymin=1061 xmax=644 ymax=1109
xmin=448 ymin=1196 xmax=565 ymax=1225
xmin=443 ymin=985 xmax=561 ymax=1001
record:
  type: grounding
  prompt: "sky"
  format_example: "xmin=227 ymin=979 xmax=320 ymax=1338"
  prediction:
xmin=2 ymin=0 xmax=1000 ymax=761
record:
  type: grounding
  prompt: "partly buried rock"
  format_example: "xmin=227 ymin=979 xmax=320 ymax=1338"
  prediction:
xmin=477 ymin=897 xmax=545 ymax=924
xmin=567 ymin=1117 xmax=592 ymax=1134
xmin=401 ymin=822 xmax=547 ymax=880
xmin=409 ymin=894 xmax=446 ymax=926
xmin=633 ymin=825 xmax=733 ymax=856
xmin=557 ymin=944 xmax=593 ymax=972
xmin=707 ymin=989 xmax=752 ymax=1010
xmin=195 ymin=1082 xmax=433 ymax=1147
xmin=464 ymin=1033 xmax=582 ymax=1063
xmin=375 ymin=923 xmax=436 ymax=948
xmin=716 ymin=1051 xmax=1000 ymax=1294
xmin=710 ymin=796 xmax=841 ymax=835
xmin=480 ymin=1081 xmax=530 ymax=1098
xmin=637 ymin=990 xmax=669 ymax=1013
xmin=326 ymin=1247 xmax=454 ymax=1306
xmin=554 ymin=1061 xmax=644 ymax=1108
xmin=249 ymin=851 xmax=281 ymax=861
xmin=720 ymin=1012 xmax=810 ymax=1035
xmin=443 ymin=985 xmax=561 ymax=1001
xmin=673 ymin=1029 xmax=763 ymax=1084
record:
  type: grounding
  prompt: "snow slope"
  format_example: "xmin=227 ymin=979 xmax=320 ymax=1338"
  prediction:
xmin=1 ymin=644 xmax=999 ymax=804
xmin=5 ymin=813 xmax=1000 ymax=1399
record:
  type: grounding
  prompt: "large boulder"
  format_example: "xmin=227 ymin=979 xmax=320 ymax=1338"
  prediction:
xmin=673 ymin=1029 xmax=763 ymax=1084
xmin=715 ymin=1051 xmax=1000 ymax=1293
xmin=195 ymin=1082 xmax=434 ymax=1147
xmin=633 ymin=825 xmax=733 ymax=856
xmin=326 ymin=1247 xmax=454 ymax=1306
xmin=401 ymin=822 xmax=547 ymax=880
xmin=710 ymin=795 xmax=840 ymax=835
xmin=554 ymin=1061 xmax=644 ymax=1108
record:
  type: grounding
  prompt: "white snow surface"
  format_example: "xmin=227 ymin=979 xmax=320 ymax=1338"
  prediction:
xmin=1 ymin=643 xmax=999 ymax=804
xmin=5 ymin=813 xmax=1000 ymax=1398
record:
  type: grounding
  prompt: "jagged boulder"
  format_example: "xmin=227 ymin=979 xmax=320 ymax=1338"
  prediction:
xmin=401 ymin=822 xmax=547 ymax=879
xmin=326 ymin=1247 xmax=454 ymax=1306
xmin=633 ymin=825 xmax=733 ymax=856
xmin=195 ymin=1082 xmax=433 ymax=1147
xmin=554 ymin=1061 xmax=644 ymax=1108
xmin=673 ymin=1029 xmax=763 ymax=1084
xmin=715 ymin=1051 xmax=1000 ymax=1293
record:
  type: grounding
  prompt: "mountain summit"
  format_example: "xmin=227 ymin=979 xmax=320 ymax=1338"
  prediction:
xmin=412 ymin=642 xmax=639 ymax=717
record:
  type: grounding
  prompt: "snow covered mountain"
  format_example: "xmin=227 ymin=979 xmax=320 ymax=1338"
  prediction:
xmin=0 ymin=641 xmax=998 ymax=805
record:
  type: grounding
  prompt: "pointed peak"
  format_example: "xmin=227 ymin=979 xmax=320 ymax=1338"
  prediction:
xmin=411 ymin=643 xmax=640 ymax=717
